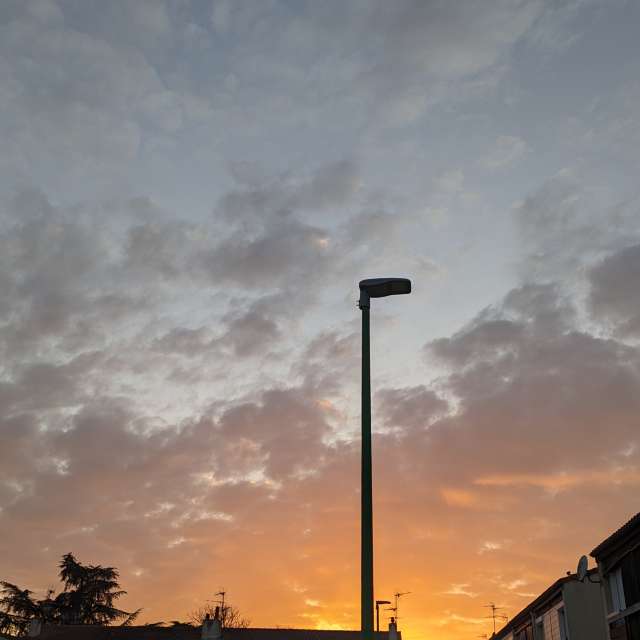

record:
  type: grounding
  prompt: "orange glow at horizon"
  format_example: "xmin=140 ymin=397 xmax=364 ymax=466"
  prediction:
xmin=11 ymin=453 xmax=632 ymax=640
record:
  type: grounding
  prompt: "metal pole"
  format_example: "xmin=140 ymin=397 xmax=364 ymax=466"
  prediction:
xmin=361 ymin=302 xmax=374 ymax=639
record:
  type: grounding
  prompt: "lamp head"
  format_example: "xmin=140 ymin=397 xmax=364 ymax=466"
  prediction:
xmin=359 ymin=277 xmax=411 ymax=308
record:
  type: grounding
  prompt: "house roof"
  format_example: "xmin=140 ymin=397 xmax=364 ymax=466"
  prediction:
xmin=591 ymin=511 xmax=640 ymax=559
xmin=39 ymin=624 xmax=197 ymax=639
xmin=227 ymin=630 xmax=395 ymax=640
xmin=38 ymin=625 xmax=398 ymax=640
xmin=493 ymin=574 xmax=584 ymax=639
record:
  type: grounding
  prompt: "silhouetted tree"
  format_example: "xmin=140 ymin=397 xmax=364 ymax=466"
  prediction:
xmin=0 ymin=582 xmax=42 ymax=636
xmin=0 ymin=553 xmax=140 ymax=636
xmin=188 ymin=602 xmax=250 ymax=628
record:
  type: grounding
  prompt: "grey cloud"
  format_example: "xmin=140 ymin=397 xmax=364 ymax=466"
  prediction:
xmin=345 ymin=210 xmax=402 ymax=246
xmin=201 ymin=160 xmax=367 ymax=294
xmin=205 ymin=159 xmax=424 ymax=303
xmin=0 ymin=164 xmax=423 ymax=424
xmin=429 ymin=319 xmax=524 ymax=368
xmin=376 ymin=385 xmax=448 ymax=432
xmin=152 ymin=327 xmax=213 ymax=358
xmin=354 ymin=0 xmax=543 ymax=124
xmin=514 ymin=173 xmax=640 ymax=281
xmin=218 ymin=303 xmax=281 ymax=358
xmin=361 ymin=1 xmax=539 ymax=76
xmin=125 ymin=221 xmax=196 ymax=280
xmin=294 ymin=160 xmax=361 ymax=211
xmin=0 ymin=380 xmax=336 ymax=570
xmin=428 ymin=284 xmax=573 ymax=368
xmin=0 ymin=356 xmax=92 ymax=414
xmin=215 ymin=388 xmax=332 ymax=480
xmin=0 ymin=2 xmax=207 ymax=187
xmin=192 ymin=0 xmax=551 ymax=133
xmin=152 ymin=296 xmax=283 ymax=361
xmin=515 ymin=172 xmax=586 ymax=273
xmin=0 ymin=190 xmax=144 ymax=356
xmin=589 ymin=244 xmax=640 ymax=336
xmin=523 ymin=0 xmax=602 ymax=52
xmin=217 ymin=159 xmax=360 ymax=223
xmin=501 ymin=282 xmax=574 ymax=332
xmin=421 ymin=284 xmax=640 ymax=474
xmin=60 ymin=0 xmax=173 ymax=52
xmin=202 ymin=220 xmax=332 ymax=290
xmin=294 ymin=331 xmax=359 ymax=394
xmin=479 ymin=135 xmax=528 ymax=170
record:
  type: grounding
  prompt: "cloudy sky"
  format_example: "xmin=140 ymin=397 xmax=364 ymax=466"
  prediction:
xmin=1 ymin=1 xmax=640 ymax=638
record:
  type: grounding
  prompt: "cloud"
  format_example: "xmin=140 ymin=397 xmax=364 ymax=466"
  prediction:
xmin=152 ymin=327 xmax=214 ymax=358
xmin=444 ymin=584 xmax=478 ymax=598
xmin=589 ymin=244 xmax=640 ymax=336
xmin=479 ymin=136 xmax=528 ymax=170
xmin=3 ymin=248 xmax=640 ymax=640
xmin=513 ymin=172 xmax=640 ymax=280
xmin=125 ymin=221 xmax=196 ymax=280
xmin=434 ymin=170 xmax=464 ymax=195
xmin=183 ymin=0 xmax=550 ymax=132
xmin=376 ymin=386 xmax=448 ymax=432
xmin=429 ymin=319 xmax=525 ymax=368
xmin=201 ymin=219 xmax=333 ymax=290
xmin=211 ymin=0 xmax=232 ymax=34
xmin=219 ymin=300 xmax=281 ymax=358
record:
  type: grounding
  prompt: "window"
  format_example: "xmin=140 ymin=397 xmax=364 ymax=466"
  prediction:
xmin=558 ymin=608 xmax=568 ymax=640
xmin=541 ymin=605 xmax=563 ymax=640
xmin=611 ymin=568 xmax=627 ymax=613
xmin=515 ymin=626 xmax=534 ymax=640
xmin=621 ymin=549 xmax=640 ymax=608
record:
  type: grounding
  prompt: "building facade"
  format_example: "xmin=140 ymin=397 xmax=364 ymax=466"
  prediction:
xmin=591 ymin=511 xmax=640 ymax=640
xmin=494 ymin=572 xmax=606 ymax=640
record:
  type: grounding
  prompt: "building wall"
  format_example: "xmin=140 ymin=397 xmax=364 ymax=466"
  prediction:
xmin=563 ymin=579 xmax=608 ymax=640
xmin=537 ymin=602 xmax=563 ymax=640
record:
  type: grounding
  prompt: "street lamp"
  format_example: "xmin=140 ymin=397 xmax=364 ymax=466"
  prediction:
xmin=375 ymin=600 xmax=391 ymax=633
xmin=358 ymin=278 xmax=411 ymax=639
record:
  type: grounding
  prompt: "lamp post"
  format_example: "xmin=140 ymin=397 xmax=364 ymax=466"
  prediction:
xmin=375 ymin=600 xmax=391 ymax=633
xmin=358 ymin=278 xmax=411 ymax=639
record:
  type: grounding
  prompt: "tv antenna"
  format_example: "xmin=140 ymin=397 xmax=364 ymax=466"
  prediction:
xmin=205 ymin=590 xmax=228 ymax=625
xmin=393 ymin=591 xmax=411 ymax=626
xmin=484 ymin=602 xmax=507 ymax=635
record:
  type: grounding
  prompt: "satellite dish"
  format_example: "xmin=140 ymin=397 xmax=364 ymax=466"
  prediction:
xmin=577 ymin=555 xmax=588 ymax=581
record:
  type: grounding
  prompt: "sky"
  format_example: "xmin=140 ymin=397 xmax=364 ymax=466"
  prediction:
xmin=1 ymin=1 xmax=640 ymax=639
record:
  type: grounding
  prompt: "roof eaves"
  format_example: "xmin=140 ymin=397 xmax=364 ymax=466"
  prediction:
xmin=590 ymin=512 xmax=640 ymax=559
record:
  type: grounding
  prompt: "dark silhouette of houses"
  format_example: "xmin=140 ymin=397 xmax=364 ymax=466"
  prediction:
xmin=591 ymin=511 xmax=640 ymax=639
xmin=32 ymin=621 xmax=401 ymax=640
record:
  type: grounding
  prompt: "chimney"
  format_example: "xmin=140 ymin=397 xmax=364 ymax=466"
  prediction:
xmin=388 ymin=617 xmax=398 ymax=640
xmin=202 ymin=612 xmax=222 ymax=640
